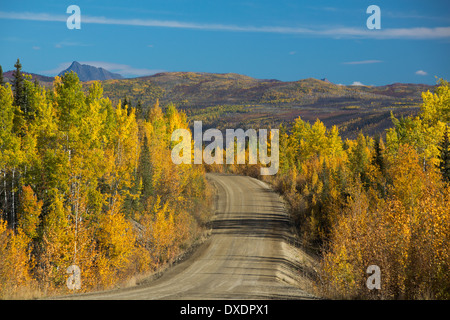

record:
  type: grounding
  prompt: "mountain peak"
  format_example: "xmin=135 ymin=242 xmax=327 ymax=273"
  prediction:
xmin=58 ymin=61 xmax=123 ymax=82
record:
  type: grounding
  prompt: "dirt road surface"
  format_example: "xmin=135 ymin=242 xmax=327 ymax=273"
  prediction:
xmin=64 ymin=173 xmax=317 ymax=299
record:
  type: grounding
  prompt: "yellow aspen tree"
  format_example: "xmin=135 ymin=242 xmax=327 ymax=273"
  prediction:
xmin=68 ymin=195 xmax=98 ymax=292
xmin=97 ymin=194 xmax=136 ymax=281
xmin=387 ymin=144 xmax=425 ymax=210
xmin=41 ymin=191 xmax=73 ymax=291
xmin=18 ymin=185 xmax=42 ymax=240
xmin=143 ymin=196 xmax=176 ymax=267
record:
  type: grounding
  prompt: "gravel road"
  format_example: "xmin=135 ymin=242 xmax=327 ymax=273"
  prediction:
xmin=64 ymin=173 xmax=317 ymax=299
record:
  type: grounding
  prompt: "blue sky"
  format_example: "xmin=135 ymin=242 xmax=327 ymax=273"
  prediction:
xmin=0 ymin=0 xmax=449 ymax=85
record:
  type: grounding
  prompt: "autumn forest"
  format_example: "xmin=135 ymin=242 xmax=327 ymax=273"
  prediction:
xmin=0 ymin=61 xmax=212 ymax=298
xmin=0 ymin=60 xmax=449 ymax=299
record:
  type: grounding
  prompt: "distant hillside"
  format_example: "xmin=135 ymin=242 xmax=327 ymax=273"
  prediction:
xmin=1 ymin=67 xmax=434 ymax=139
xmin=100 ymin=71 xmax=431 ymax=109
xmin=2 ymin=61 xmax=123 ymax=83
xmin=3 ymin=70 xmax=54 ymax=85
xmin=97 ymin=71 xmax=433 ymax=138
xmin=58 ymin=61 xmax=123 ymax=82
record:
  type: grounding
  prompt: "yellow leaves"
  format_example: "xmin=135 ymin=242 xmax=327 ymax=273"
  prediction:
xmin=101 ymin=102 xmax=140 ymax=196
xmin=97 ymin=194 xmax=136 ymax=270
xmin=0 ymin=218 xmax=6 ymax=234
xmin=347 ymin=132 xmax=371 ymax=180
xmin=0 ymin=219 xmax=35 ymax=298
xmin=40 ymin=193 xmax=73 ymax=291
xmin=387 ymin=80 xmax=449 ymax=170
xmin=147 ymin=98 xmax=164 ymax=125
xmin=18 ymin=185 xmax=42 ymax=240
xmin=320 ymin=211 xmax=363 ymax=297
xmin=411 ymin=185 xmax=450 ymax=298
xmin=288 ymin=117 xmax=344 ymax=170
xmin=138 ymin=194 xmax=197 ymax=271
xmin=80 ymin=100 xmax=105 ymax=148
xmin=321 ymin=175 xmax=450 ymax=299
xmin=143 ymin=196 xmax=177 ymax=266
xmin=421 ymin=79 xmax=450 ymax=125
xmin=387 ymin=144 xmax=425 ymax=209
xmin=165 ymin=103 xmax=188 ymax=135
xmin=0 ymin=84 xmax=14 ymax=131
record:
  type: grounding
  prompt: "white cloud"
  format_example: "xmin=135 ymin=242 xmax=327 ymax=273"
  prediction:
xmin=41 ymin=61 xmax=164 ymax=77
xmin=1 ymin=10 xmax=450 ymax=39
xmin=41 ymin=62 xmax=72 ymax=74
xmin=0 ymin=11 xmax=66 ymax=23
xmin=32 ymin=46 xmax=40 ymax=50
xmin=415 ymin=70 xmax=428 ymax=76
xmin=54 ymin=41 xmax=91 ymax=48
xmin=343 ymin=60 xmax=383 ymax=65
xmin=81 ymin=61 xmax=164 ymax=77
xmin=350 ymin=81 xmax=365 ymax=86
xmin=320 ymin=26 xmax=450 ymax=39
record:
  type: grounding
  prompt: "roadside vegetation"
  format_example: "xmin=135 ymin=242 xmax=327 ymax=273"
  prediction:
xmin=220 ymin=79 xmax=450 ymax=299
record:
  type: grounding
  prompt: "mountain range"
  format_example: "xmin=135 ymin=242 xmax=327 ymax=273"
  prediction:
xmin=58 ymin=61 xmax=123 ymax=81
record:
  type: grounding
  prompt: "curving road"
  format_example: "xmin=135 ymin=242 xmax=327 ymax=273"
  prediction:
xmin=68 ymin=173 xmax=316 ymax=299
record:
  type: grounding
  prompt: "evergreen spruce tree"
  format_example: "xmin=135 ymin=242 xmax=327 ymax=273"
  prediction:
xmin=13 ymin=59 xmax=25 ymax=108
xmin=122 ymin=96 xmax=128 ymax=109
xmin=438 ymin=126 xmax=450 ymax=182
xmin=122 ymin=96 xmax=133 ymax=115
xmin=12 ymin=59 xmax=36 ymax=132
xmin=138 ymin=134 xmax=153 ymax=203
xmin=136 ymin=100 xmax=143 ymax=119
xmin=0 ymin=65 xmax=4 ymax=86
xmin=372 ymin=135 xmax=385 ymax=174
xmin=33 ymin=76 xmax=40 ymax=88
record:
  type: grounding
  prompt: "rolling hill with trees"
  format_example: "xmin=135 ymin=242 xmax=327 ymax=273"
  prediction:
xmin=1 ymin=62 xmax=433 ymax=139
xmin=98 ymin=71 xmax=433 ymax=139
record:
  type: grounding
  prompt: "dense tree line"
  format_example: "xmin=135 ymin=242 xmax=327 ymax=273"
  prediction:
xmin=0 ymin=61 xmax=211 ymax=297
